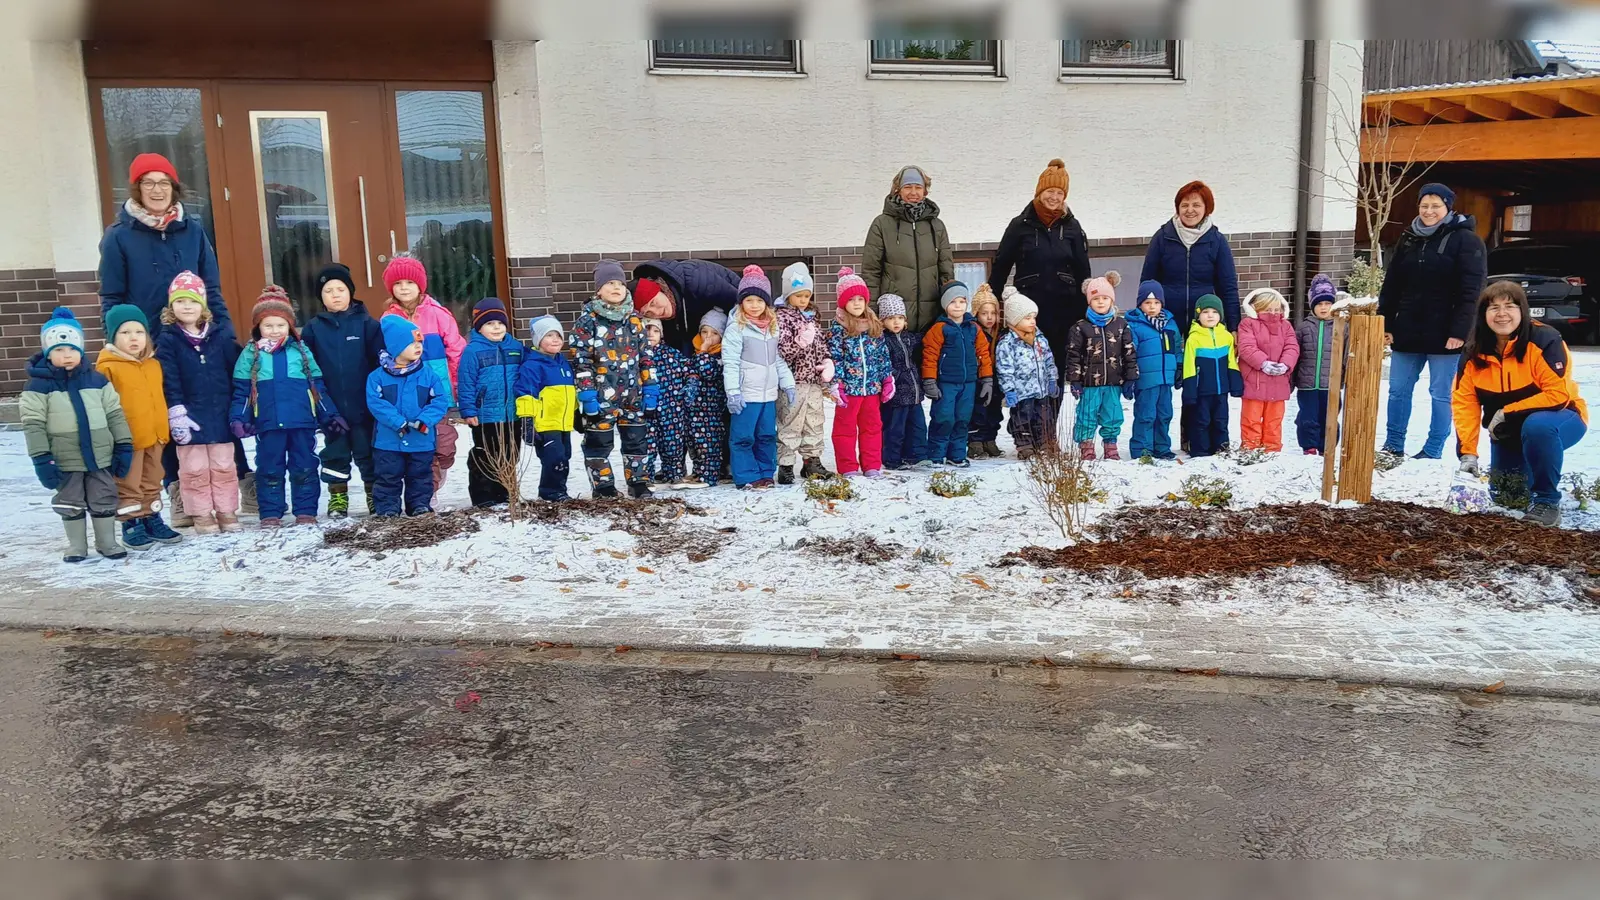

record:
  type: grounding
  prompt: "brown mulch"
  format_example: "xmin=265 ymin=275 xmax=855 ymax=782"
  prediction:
xmin=323 ymin=510 xmax=482 ymax=553
xmin=999 ymin=501 xmax=1600 ymax=583
xmin=506 ymin=496 xmax=702 ymax=536
xmin=798 ymin=535 xmax=905 ymax=566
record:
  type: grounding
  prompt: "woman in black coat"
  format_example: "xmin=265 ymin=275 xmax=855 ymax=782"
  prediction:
xmin=1377 ymin=182 xmax=1487 ymax=460
xmin=986 ymin=159 xmax=1090 ymax=377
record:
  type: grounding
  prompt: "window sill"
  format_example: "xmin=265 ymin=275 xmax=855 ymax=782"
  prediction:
xmin=648 ymin=67 xmax=806 ymax=79
xmin=867 ymin=71 xmax=1006 ymax=82
xmin=1058 ymin=73 xmax=1184 ymax=85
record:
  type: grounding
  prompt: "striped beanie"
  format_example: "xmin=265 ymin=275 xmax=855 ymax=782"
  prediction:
xmin=836 ymin=266 xmax=870 ymax=309
xmin=251 ymin=285 xmax=298 ymax=336
xmin=472 ymin=297 xmax=509 ymax=331
xmin=737 ymin=265 xmax=772 ymax=306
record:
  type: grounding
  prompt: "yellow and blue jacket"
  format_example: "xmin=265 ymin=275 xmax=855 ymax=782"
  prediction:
xmin=1181 ymin=321 xmax=1244 ymax=405
xmin=514 ymin=349 xmax=577 ymax=433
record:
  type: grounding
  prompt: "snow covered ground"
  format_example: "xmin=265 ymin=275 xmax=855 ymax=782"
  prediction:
xmin=2 ymin=350 xmax=1599 ymax=694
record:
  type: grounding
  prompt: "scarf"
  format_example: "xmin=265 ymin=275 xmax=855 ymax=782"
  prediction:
xmin=256 ymin=337 xmax=285 ymax=354
xmin=1408 ymin=212 xmax=1459 ymax=238
xmin=892 ymin=195 xmax=934 ymax=223
xmin=181 ymin=322 xmax=210 ymax=350
xmin=1086 ymin=306 xmax=1115 ymax=328
xmin=379 ymin=349 xmax=423 ymax=376
xmin=1143 ymin=310 xmax=1170 ymax=331
xmin=1032 ymin=199 xmax=1064 ymax=229
xmin=1173 ymin=215 xmax=1211 ymax=249
xmin=1011 ymin=325 xmax=1037 ymax=345
xmin=589 ymin=297 xmax=632 ymax=322
xmin=125 ymin=198 xmax=182 ymax=232
xmin=744 ymin=310 xmax=774 ymax=333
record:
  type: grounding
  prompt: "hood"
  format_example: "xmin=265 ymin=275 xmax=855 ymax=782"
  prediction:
xmin=631 ymin=261 xmax=688 ymax=302
xmin=380 ymin=314 xmax=421 ymax=358
xmin=312 ymin=300 xmax=371 ymax=325
xmin=96 ymin=342 xmax=152 ymax=366
xmin=882 ymin=194 xmax=942 ymax=221
xmin=25 ymin=352 xmax=73 ymax=380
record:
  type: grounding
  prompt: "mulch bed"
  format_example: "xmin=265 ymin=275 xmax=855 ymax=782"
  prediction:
xmin=323 ymin=510 xmax=483 ymax=553
xmin=798 ymin=535 xmax=905 ymax=566
xmin=1000 ymin=501 xmax=1600 ymax=583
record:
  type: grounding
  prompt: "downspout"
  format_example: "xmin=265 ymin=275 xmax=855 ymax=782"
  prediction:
xmin=1293 ymin=38 xmax=1317 ymax=322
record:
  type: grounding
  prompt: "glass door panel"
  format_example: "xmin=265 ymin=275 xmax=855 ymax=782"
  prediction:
xmin=98 ymin=87 xmax=219 ymax=246
xmin=250 ymin=112 xmax=338 ymax=323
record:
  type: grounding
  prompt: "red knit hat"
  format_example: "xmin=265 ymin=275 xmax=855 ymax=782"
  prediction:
xmin=633 ymin=277 xmax=674 ymax=315
xmin=383 ymin=254 xmax=428 ymax=296
xmin=128 ymin=153 xmax=179 ymax=186
xmin=251 ymin=285 xmax=298 ymax=337
xmin=836 ymin=266 xmax=870 ymax=309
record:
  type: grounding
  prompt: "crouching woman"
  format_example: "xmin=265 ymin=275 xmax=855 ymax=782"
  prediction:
xmin=1453 ymin=281 xmax=1588 ymax=526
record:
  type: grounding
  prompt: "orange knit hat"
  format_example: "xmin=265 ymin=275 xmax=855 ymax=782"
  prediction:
xmin=1036 ymin=158 xmax=1069 ymax=198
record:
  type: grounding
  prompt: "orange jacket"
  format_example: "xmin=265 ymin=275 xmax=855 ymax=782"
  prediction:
xmin=920 ymin=313 xmax=994 ymax=382
xmin=1451 ymin=323 xmax=1587 ymax=457
xmin=95 ymin=345 xmax=170 ymax=449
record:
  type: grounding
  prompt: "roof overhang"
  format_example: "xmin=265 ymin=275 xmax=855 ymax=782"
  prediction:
xmin=1363 ymin=73 xmax=1600 ymax=163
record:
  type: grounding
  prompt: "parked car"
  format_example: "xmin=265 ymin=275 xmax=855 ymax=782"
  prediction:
xmin=1487 ymin=242 xmax=1598 ymax=344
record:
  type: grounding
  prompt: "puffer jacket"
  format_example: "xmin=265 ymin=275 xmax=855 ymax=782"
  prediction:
xmin=95 ymin=345 xmax=170 ymax=449
xmin=569 ymin=298 xmax=653 ymax=418
xmin=777 ymin=306 xmax=830 ymax=384
xmin=1181 ymin=322 xmax=1244 ymax=404
xmin=1294 ymin=315 xmax=1344 ymax=392
xmin=1236 ymin=309 xmax=1300 ymax=403
xmin=381 ymin=296 xmax=467 ymax=406
xmin=1140 ymin=219 xmax=1241 ymax=329
xmin=1378 ymin=214 xmax=1487 ymax=355
xmin=229 ymin=339 xmax=339 ymax=432
xmin=1452 ymin=323 xmax=1589 ymax=457
xmin=157 ymin=322 xmax=240 ymax=444
xmin=98 ymin=203 xmax=231 ymax=338
xmin=828 ymin=322 xmax=893 ymax=397
xmin=632 ymin=259 xmax=741 ymax=352
xmin=1127 ymin=311 xmax=1183 ymax=389
xmin=883 ymin=330 xmax=923 ymax=408
xmin=921 ymin=313 xmax=994 ymax=384
xmin=20 ymin=354 xmax=133 ymax=472
xmin=513 ymin=349 xmax=577 ymax=433
xmin=722 ymin=313 xmax=796 ymax=403
xmin=301 ymin=301 xmax=382 ymax=428
xmin=645 ymin=343 xmax=693 ymax=415
xmin=1064 ymin=316 xmax=1139 ymax=388
xmin=994 ymin=331 xmax=1059 ymax=402
xmin=367 ymin=359 xmax=451 ymax=453
xmin=988 ymin=202 xmax=1092 ymax=359
xmin=862 ymin=195 xmax=954 ymax=334
xmin=457 ymin=332 xmax=526 ymax=424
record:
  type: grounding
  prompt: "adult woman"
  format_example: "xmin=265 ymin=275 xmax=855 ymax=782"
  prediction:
xmin=97 ymin=153 xmax=248 ymax=522
xmin=987 ymin=159 xmax=1090 ymax=376
xmin=862 ymin=166 xmax=953 ymax=334
xmin=1453 ymin=281 xmax=1586 ymax=527
xmin=1379 ymin=183 xmax=1488 ymax=460
xmin=631 ymin=259 xmax=738 ymax=353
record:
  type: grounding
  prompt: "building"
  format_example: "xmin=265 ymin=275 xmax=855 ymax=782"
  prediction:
xmin=0 ymin=35 xmax=1361 ymax=394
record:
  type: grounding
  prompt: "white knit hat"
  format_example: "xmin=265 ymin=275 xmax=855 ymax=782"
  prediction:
xmin=1002 ymin=286 xmax=1039 ymax=328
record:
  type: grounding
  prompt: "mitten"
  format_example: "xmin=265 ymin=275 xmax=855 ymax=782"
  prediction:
xmin=520 ymin=418 xmax=536 ymax=446
xmin=577 ymin=389 xmax=601 ymax=417
xmin=1122 ymin=383 xmax=1136 ymax=401
xmin=1004 ymin=390 xmax=1018 ymax=409
xmin=411 ymin=420 xmax=431 ymax=435
xmin=1459 ymin=453 xmax=1480 ymax=477
xmin=325 ymin=415 xmax=350 ymax=436
xmin=1488 ymin=409 xmax=1509 ymax=442
xmin=783 ymin=386 xmax=798 ymax=407
xmin=818 ymin=359 xmax=835 ymax=382
xmin=977 ymin=377 xmax=994 ymax=406
xmin=111 ymin=443 xmax=133 ymax=479
xmin=230 ymin=420 xmax=254 ymax=439
xmin=880 ymin=378 xmax=896 ymax=403
xmin=1070 ymin=384 xmax=1084 ymax=400
xmin=642 ymin=383 xmax=660 ymax=412
xmin=922 ymin=378 xmax=941 ymax=402
xmin=727 ymin=393 xmax=746 ymax=416
xmin=168 ymin=405 xmax=200 ymax=445
xmin=797 ymin=321 xmax=817 ymax=347
xmin=831 ymin=381 xmax=848 ymax=407
xmin=32 ymin=454 xmax=60 ymax=490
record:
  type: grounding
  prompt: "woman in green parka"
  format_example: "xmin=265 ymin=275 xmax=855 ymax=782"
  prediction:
xmin=861 ymin=166 xmax=954 ymax=335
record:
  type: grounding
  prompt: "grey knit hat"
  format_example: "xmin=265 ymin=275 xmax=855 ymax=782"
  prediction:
xmin=529 ymin=314 xmax=564 ymax=346
xmin=940 ymin=281 xmax=970 ymax=310
xmin=699 ymin=307 xmax=729 ymax=335
xmin=778 ymin=261 xmax=814 ymax=304
xmin=594 ymin=259 xmax=626 ymax=290
xmin=877 ymin=294 xmax=907 ymax=319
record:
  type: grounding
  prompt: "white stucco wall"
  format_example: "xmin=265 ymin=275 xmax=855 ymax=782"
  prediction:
xmin=494 ymin=40 xmax=1349 ymax=257
xmin=494 ymin=41 xmax=550 ymax=260
xmin=30 ymin=41 xmax=103 ymax=273
xmin=0 ymin=38 xmax=54 ymax=269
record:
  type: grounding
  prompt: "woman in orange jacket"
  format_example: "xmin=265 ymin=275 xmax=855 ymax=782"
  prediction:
xmin=1452 ymin=281 xmax=1587 ymax=526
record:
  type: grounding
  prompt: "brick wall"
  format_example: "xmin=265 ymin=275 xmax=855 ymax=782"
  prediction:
xmin=0 ymin=269 xmax=102 ymax=395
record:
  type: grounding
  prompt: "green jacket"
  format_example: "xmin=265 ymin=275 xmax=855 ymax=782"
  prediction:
xmin=861 ymin=195 xmax=953 ymax=335
xmin=20 ymin=352 xmax=132 ymax=472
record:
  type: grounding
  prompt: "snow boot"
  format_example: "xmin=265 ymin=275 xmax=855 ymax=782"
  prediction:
xmin=216 ymin=512 xmax=242 ymax=533
xmin=363 ymin=485 xmax=376 ymax=515
xmin=1524 ymin=502 xmax=1562 ymax=528
xmin=63 ymin=517 xmax=89 ymax=563
xmin=121 ymin=519 xmax=154 ymax=551
xmin=983 ymin=441 xmax=1002 ymax=458
xmin=192 ymin=513 xmax=220 ymax=536
xmin=1017 ymin=446 xmax=1036 ymax=462
xmin=800 ymin=457 xmax=830 ymax=479
xmin=628 ymin=482 xmax=651 ymax=500
xmin=294 ymin=515 xmax=318 ymax=526
xmin=1078 ymin=440 xmax=1097 ymax=461
xmin=167 ymin=485 xmax=194 ymax=527
xmin=327 ymin=484 xmax=350 ymax=519
xmin=967 ymin=441 xmax=984 ymax=461
xmin=945 ymin=457 xmax=971 ymax=469
xmin=144 ymin=513 xmax=183 ymax=544
xmin=592 ymin=485 xmax=621 ymax=500
xmin=1102 ymin=442 xmax=1121 ymax=461
xmin=91 ymin=516 xmax=125 ymax=560
xmin=1304 ymin=448 xmax=1321 ymax=456
xmin=258 ymin=517 xmax=282 ymax=529
xmin=778 ymin=465 xmax=795 ymax=485
xmin=239 ymin=472 xmax=259 ymax=516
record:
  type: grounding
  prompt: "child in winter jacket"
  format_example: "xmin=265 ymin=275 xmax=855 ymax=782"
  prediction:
xmin=1065 ymin=272 xmax=1139 ymax=460
xmin=380 ymin=254 xmax=466 ymax=492
xmin=367 ymin=315 xmax=451 ymax=516
xmin=829 ymin=268 xmax=894 ymax=477
xmin=722 ymin=266 xmax=797 ymax=490
xmin=1237 ymin=288 xmax=1301 ymax=452
xmin=1181 ymin=294 xmax=1245 ymax=457
xmin=921 ymin=282 xmax=995 ymax=468
xmin=230 ymin=286 xmax=348 ymax=527
xmin=22 ymin=308 xmax=133 ymax=562
xmin=571 ymin=259 xmax=657 ymax=499
xmin=1126 ymin=280 xmax=1183 ymax=460
xmin=514 ymin=315 xmax=577 ymax=502
xmin=993 ymin=288 xmax=1060 ymax=459
xmin=96 ymin=304 xmax=180 ymax=550
xmin=1294 ymin=274 xmax=1342 ymax=454
xmin=302 ymin=263 xmax=381 ymax=518
xmin=966 ymin=283 xmax=1005 ymax=459
xmin=775 ymin=261 xmax=833 ymax=484
xmin=878 ymin=294 xmax=928 ymax=469
xmin=457 ymin=298 xmax=527 ymax=507
xmin=157 ymin=271 xmax=241 ymax=534
xmin=687 ymin=309 xmax=730 ymax=487
xmin=642 ymin=318 xmax=696 ymax=489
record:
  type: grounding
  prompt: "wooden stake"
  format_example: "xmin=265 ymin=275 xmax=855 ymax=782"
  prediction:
xmin=1338 ymin=316 xmax=1386 ymax=503
xmin=1320 ymin=315 xmax=1348 ymax=502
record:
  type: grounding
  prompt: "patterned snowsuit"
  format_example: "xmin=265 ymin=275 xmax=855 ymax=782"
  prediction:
xmin=568 ymin=298 xmax=655 ymax=494
xmin=688 ymin=341 xmax=728 ymax=484
xmin=645 ymin=343 xmax=694 ymax=483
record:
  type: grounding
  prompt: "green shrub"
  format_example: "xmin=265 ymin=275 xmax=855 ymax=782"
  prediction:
xmin=928 ymin=471 xmax=978 ymax=498
xmin=1169 ymin=475 xmax=1234 ymax=509
xmin=1346 ymin=258 xmax=1384 ymax=297
xmin=804 ymin=474 xmax=857 ymax=502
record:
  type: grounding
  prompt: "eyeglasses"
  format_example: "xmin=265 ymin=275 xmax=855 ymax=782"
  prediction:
xmin=139 ymin=179 xmax=174 ymax=190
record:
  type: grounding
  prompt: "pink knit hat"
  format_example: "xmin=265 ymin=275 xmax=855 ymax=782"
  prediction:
xmin=737 ymin=265 xmax=772 ymax=306
xmin=1082 ymin=270 xmax=1122 ymax=303
xmin=383 ymin=254 xmax=428 ymax=296
xmin=167 ymin=270 xmax=206 ymax=307
xmin=836 ymin=266 xmax=870 ymax=309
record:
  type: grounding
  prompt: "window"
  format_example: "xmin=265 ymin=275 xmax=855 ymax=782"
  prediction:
xmin=954 ymin=259 xmax=990 ymax=293
xmin=1509 ymin=204 xmax=1533 ymax=234
xmin=1060 ymin=40 xmax=1181 ymax=79
xmin=869 ymin=38 xmax=1001 ymax=77
xmin=97 ymin=87 xmax=217 ymax=245
xmin=651 ymin=18 xmax=801 ymax=74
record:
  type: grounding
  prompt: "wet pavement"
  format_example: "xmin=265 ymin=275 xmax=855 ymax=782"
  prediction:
xmin=0 ymin=629 xmax=1597 ymax=859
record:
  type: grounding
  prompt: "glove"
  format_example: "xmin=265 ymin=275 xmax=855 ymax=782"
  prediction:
xmin=520 ymin=418 xmax=536 ymax=446
xmin=978 ymin=377 xmax=994 ymax=406
xmin=1488 ymin=409 xmax=1510 ymax=442
xmin=1174 ymin=381 xmax=1185 ymax=392
xmin=797 ymin=321 xmax=817 ymax=347
xmin=1004 ymin=390 xmax=1018 ymax=409
xmin=642 ymin=383 xmax=660 ymax=412
xmin=818 ymin=359 xmax=835 ymax=382
xmin=230 ymin=420 xmax=254 ymax=440
xmin=32 ymin=454 xmax=60 ymax=490
xmin=578 ymin=389 xmax=601 ymax=417
xmin=325 ymin=415 xmax=350 ymax=436
xmin=111 ymin=443 xmax=133 ymax=479
xmin=922 ymin=378 xmax=942 ymax=402
xmin=1262 ymin=361 xmax=1289 ymax=377
xmin=1070 ymin=384 xmax=1084 ymax=401
xmin=1052 ymin=382 xmax=1062 ymax=399
xmin=1459 ymin=453 xmax=1480 ymax=477
xmin=1122 ymin=383 xmax=1137 ymax=401
xmin=831 ymin=381 xmax=848 ymax=407
xmin=168 ymin=405 xmax=201 ymax=445
xmin=413 ymin=420 xmax=431 ymax=435
xmin=783 ymin=386 xmax=798 ymax=408
xmin=880 ymin=378 xmax=896 ymax=403
xmin=727 ymin=393 xmax=746 ymax=416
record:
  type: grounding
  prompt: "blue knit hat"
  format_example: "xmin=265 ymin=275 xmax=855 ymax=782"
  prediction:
xmin=472 ymin=297 xmax=509 ymax=332
xmin=1137 ymin=280 xmax=1165 ymax=306
xmin=40 ymin=307 xmax=85 ymax=354
xmin=380 ymin=314 xmax=421 ymax=358
xmin=1308 ymin=273 xmax=1337 ymax=306
xmin=1419 ymin=182 xmax=1455 ymax=210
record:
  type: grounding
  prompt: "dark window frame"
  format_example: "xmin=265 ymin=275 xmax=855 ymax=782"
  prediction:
xmin=1060 ymin=39 xmax=1182 ymax=79
xmin=649 ymin=38 xmax=802 ymax=74
xmin=868 ymin=39 xmax=1003 ymax=77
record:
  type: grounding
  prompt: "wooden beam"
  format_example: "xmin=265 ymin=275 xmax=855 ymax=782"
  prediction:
xmin=1463 ymin=94 xmax=1515 ymax=120
xmin=1386 ymin=100 xmax=1431 ymax=125
xmin=1422 ymin=98 xmax=1470 ymax=123
xmin=1558 ymin=88 xmax=1600 ymax=116
xmin=1365 ymin=116 xmax=1600 ymax=162
xmin=1503 ymin=90 xmax=1561 ymax=118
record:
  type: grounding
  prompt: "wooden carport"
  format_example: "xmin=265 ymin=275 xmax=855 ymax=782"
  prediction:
xmin=1364 ymin=73 xmax=1600 ymax=162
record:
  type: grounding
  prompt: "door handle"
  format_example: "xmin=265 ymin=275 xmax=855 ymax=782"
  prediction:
xmin=358 ymin=176 xmax=374 ymax=286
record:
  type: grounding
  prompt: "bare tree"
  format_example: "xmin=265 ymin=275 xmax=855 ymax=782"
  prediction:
xmin=484 ymin=426 xmax=537 ymax=522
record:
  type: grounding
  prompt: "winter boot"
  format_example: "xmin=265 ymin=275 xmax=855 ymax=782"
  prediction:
xmin=968 ymin=441 xmax=985 ymax=461
xmin=328 ymin=484 xmax=350 ymax=518
xmin=628 ymin=482 xmax=651 ymax=500
xmin=983 ymin=441 xmax=1003 ymax=458
xmin=1102 ymin=442 xmax=1121 ymax=461
xmin=121 ymin=518 xmax=154 ymax=551
xmin=1017 ymin=446 xmax=1036 ymax=462
xmin=63 ymin=517 xmax=89 ymax=563
xmin=192 ymin=513 xmax=220 ymax=536
xmin=1078 ymin=440 xmax=1097 ymax=461
xmin=91 ymin=516 xmax=126 ymax=560
xmin=144 ymin=513 xmax=183 ymax=544
xmin=167 ymin=485 xmax=194 ymax=527
xmin=258 ymin=517 xmax=282 ymax=529
xmin=216 ymin=512 xmax=242 ymax=533
xmin=778 ymin=465 xmax=795 ymax=486
xmin=800 ymin=457 xmax=830 ymax=479
xmin=945 ymin=458 xmax=972 ymax=469
xmin=1524 ymin=502 xmax=1562 ymax=528
xmin=294 ymin=515 xmax=318 ymax=526
xmin=363 ymin=485 xmax=376 ymax=515
xmin=592 ymin=485 xmax=621 ymax=500
xmin=239 ymin=472 xmax=259 ymax=516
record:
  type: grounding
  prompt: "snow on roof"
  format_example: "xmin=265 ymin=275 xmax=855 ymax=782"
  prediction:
xmin=1536 ymin=39 xmax=1600 ymax=72
xmin=1365 ymin=70 xmax=1600 ymax=96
